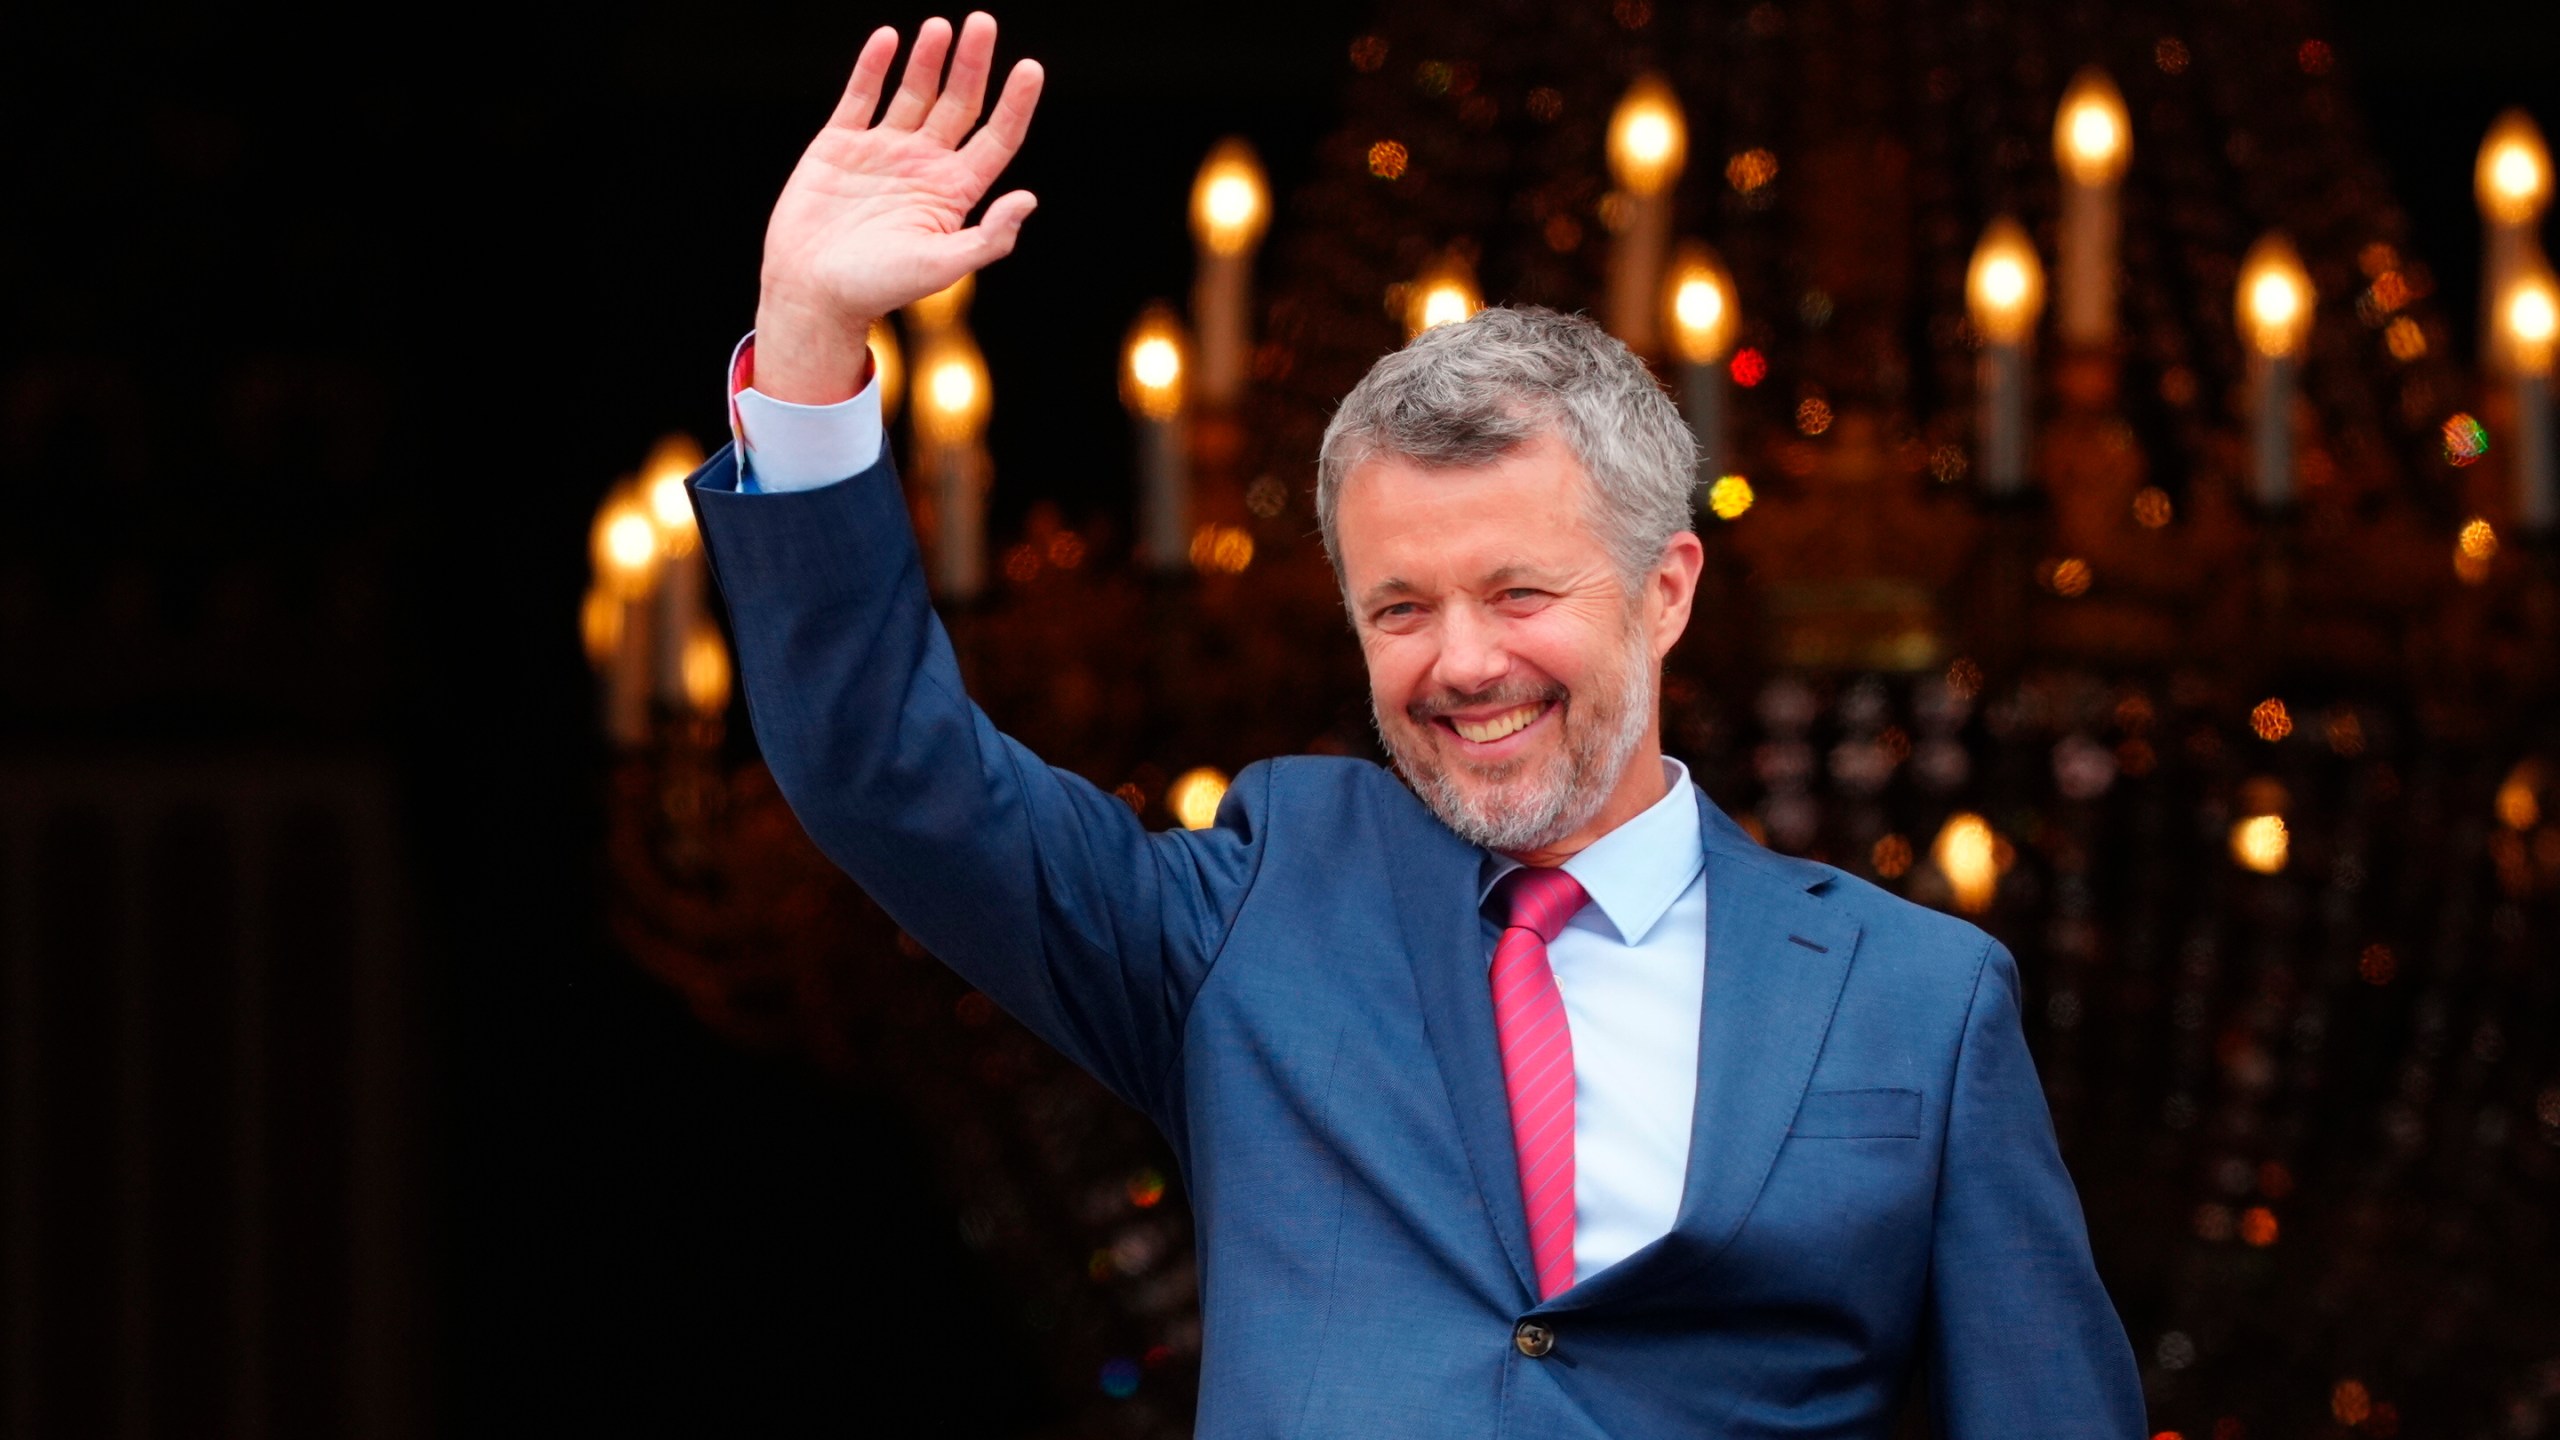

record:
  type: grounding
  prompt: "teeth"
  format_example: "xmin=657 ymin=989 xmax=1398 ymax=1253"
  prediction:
xmin=1450 ymin=703 xmax=1544 ymax=743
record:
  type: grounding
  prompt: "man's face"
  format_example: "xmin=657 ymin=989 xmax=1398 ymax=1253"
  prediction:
xmin=1336 ymin=430 xmax=1687 ymax=854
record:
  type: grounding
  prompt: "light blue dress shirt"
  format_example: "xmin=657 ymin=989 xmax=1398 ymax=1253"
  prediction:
xmin=731 ymin=354 xmax=1714 ymax=1285
xmin=1478 ymin=757 xmax=1706 ymax=1284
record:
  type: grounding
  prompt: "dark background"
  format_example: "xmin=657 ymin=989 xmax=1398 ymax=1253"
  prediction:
xmin=1 ymin=1 xmax=2551 ymax=1434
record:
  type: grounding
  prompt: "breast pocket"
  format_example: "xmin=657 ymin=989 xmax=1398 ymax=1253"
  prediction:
xmin=1789 ymin=1086 xmax=1922 ymax=1139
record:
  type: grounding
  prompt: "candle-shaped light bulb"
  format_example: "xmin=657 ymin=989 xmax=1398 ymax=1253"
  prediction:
xmin=2477 ymin=109 xmax=2552 ymax=227
xmin=1604 ymin=73 xmax=1688 ymax=354
xmin=1404 ymin=252 xmax=1482 ymax=339
xmin=1966 ymin=217 xmax=2044 ymax=496
xmin=2237 ymin=232 xmax=2315 ymax=510
xmin=2238 ymin=234 xmax=2314 ymax=360
xmin=1606 ymin=74 xmax=1687 ymax=196
xmin=1122 ymin=303 xmax=1193 ymax=573
xmin=592 ymin=488 xmax=660 ymax=599
xmin=1966 ymin=218 xmax=2045 ymax=346
xmin=912 ymin=329 xmax=992 ymax=600
xmin=2052 ymin=67 xmax=2129 ymax=348
xmin=1664 ymin=241 xmax=1739 ymax=485
xmin=2054 ymin=68 xmax=2130 ymax=187
xmin=1189 ymin=138 xmax=1270 ymax=410
xmin=1190 ymin=138 xmax=1270 ymax=258
xmin=2509 ymin=267 xmax=2559 ymax=533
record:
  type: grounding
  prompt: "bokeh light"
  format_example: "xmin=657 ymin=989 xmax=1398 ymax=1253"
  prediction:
xmin=1168 ymin=767 xmax=1230 ymax=829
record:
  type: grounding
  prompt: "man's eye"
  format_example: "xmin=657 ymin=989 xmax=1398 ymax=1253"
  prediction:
xmin=1501 ymin=588 xmax=1541 ymax=601
xmin=1378 ymin=602 xmax=1418 ymax=619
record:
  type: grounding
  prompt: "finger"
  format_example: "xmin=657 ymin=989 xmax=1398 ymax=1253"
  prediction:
xmin=921 ymin=11 xmax=997 ymax=146
xmin=959 ymin=58 xmax=1045 ymax=187
xmin=879 ymin=16 xmax=953 ymax=131
xmin=932 ymin=191 xmax=1038 ymax=272
xmin=825 ymin=26 xmax=901 ymax=130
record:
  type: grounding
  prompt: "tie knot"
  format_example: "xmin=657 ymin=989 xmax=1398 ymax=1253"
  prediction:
xmin=1498 ymin=865 xmax=1590 ymax=944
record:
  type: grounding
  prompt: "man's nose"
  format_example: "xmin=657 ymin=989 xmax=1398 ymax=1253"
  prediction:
xmin=1431 ymin=604 xmax=1511 ymax=696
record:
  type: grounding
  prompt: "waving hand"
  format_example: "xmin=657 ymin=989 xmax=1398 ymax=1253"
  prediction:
xmin=755 ymin=14 xmax=1045 ymax=403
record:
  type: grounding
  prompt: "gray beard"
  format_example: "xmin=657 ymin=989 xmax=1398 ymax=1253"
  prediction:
xmin=1372 ymin=620 xmax=1658 ymax=854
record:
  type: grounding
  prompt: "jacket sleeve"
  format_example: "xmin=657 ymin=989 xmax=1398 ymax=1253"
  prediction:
xmin=1927 ymin=939 xmax=2146 ymax=1437
xmin=688 ymin=443 xmax=1269 ymax=1124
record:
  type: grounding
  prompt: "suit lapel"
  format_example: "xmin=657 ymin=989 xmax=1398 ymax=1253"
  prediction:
xmin=1673 ymin=829 xmax=1858 ymax=1258
xmin=1552 ymin=792 xmax=1858 ymax=1315
xmin=1380 ymin=790 xmax=1542 ymax=1305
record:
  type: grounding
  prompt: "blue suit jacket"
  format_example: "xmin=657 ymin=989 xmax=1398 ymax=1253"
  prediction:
xmin=691 ymin=445 xmax=2143 ymax=1438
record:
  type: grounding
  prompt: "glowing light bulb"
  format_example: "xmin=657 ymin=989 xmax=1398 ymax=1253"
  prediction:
xmin=1932 ymin=812 xmax=2000 ymax=915
xmin=1403 ymin=253 xmax=1482 ymax=338
xmin=2230 ymin=814 xmax=2289 ymax=874
xmin=681 ymin=626 xmax=732 ymax=718
xmin=2236 ymin=232 xmax=2315 ymax=359
xmin=2507 ymin=271 xmax=2560 ymax=376
xmin=2053 ymin=67 xmax=2131 ymax=186
xmin=1965 ymin=217 xmax=2045 ymax=345
xmin=1606 ymin=74 xmax=1688 ymax=197
xmin=1120 ymin=304 xmax=1190 ymax=421
xmin=1167 ymin=767 xmax=1230 ymax=830
xmin=2477 ymin=110 xmax=2553 ymax=226
xmin=1664 ymin=241 xmax=1739 ymax=365
xmin=1189 ymin=138 xmax=1271 ymax=257
xmin=912 ymin=331 xmax=992 ymax=446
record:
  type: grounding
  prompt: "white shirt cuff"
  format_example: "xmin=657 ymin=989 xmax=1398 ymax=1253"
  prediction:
xmin=728 ymin=332 xmax=886 ymax=493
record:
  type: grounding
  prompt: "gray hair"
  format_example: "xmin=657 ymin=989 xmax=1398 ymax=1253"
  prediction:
xmin=1316 ymin=306 xmax=1697 ymax=596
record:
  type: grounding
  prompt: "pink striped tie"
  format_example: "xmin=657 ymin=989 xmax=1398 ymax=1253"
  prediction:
xmin=1490 ymin=865 xmax=1590 ymax=1301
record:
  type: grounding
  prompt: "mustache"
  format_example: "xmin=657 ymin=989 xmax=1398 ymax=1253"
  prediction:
xmin=1407 ymin=679 xmax=1568 ymax=724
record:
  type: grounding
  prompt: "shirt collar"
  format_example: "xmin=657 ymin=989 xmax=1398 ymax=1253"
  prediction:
xmin=1476 ymin=756 xmax=1706 ymax=946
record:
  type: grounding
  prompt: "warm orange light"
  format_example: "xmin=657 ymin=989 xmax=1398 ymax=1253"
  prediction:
xmin=1933 ymin=812 xmax=2000 ymax=914
xmin=1405 ymin=253 xmax=1482 ymax=338
xmin=1120 ymin=303 xmax=1190 ymax=421
xmin=681 ymin=624 xmax=732 ymax=718
xmin=1606 ymin=73 xmax=1688 ymax=198
xmin=869 ymin=317 xmax=906 ymax=422
xmin=579 ymin=584 xmax=621 ymax=669
xmin=2506 ymin=269 xmax=2560 ymax=377
xmin=1189 ymin=138 xmax=1270 ymax=258
xmin=2237 ymin=232 xmax=2315 ymax=359
xmin=642 ymin=434 xmax=707 ymax=556
xmin=591 ymin=486 xmax=660 ymax=598
xmin=2231 ymin=814 xmax=2289 ymax=873
xmin=2054 ymin=67 xmax=2131 ymax=187
xmin=1664 ymin=240 xmax=1739 ymax=365
xmin=1167 ymin=767 xmax=1230 ymax=830
xmin=2497 ymin=759 xmax=2545 ymax=830
xmin=904 ymin=272 xmax=975 ymax=333
xmin=1188 ymin=523 xmax=1254 ymax=575
xmin=2477 ymin=109 xmax=2552 ymax=226
xmin=2456 ymin=516 xmax=2499 ymax=583
xmin=1965 ymin=217 xmax=2045 ymax=345
xmin=912 ymin=331 xmax=992 ymax=445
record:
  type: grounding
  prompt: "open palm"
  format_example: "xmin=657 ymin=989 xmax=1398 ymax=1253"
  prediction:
xmin=756 ymin=14 xmax=1043 ymax=399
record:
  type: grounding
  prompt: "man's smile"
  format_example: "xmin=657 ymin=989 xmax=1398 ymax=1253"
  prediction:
xmin=1430 ymin=698 xmax=1559 ymax=756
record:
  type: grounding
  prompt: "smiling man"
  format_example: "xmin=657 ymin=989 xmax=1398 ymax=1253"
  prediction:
xmin=684 ymin=14 xmax=2142 ymax=1437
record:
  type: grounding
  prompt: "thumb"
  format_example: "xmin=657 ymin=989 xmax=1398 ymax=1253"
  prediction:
xmin=963 ymin=190 xmax=1038 ymax=264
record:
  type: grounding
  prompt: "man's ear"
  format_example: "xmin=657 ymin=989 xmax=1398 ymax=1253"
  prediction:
xmin=1650 ymin=530 xmax=1706 ymax=657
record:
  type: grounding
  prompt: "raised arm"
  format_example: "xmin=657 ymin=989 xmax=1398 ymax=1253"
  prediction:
xmin=693 ymin=18 xmax=1269 ymax=1126
xmin=752 ymin=13 xmax=1044 ymax=404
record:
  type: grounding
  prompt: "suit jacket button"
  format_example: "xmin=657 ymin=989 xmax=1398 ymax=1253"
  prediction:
xmin=1513 ymin=1320 xmax=1555 ymax=1358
